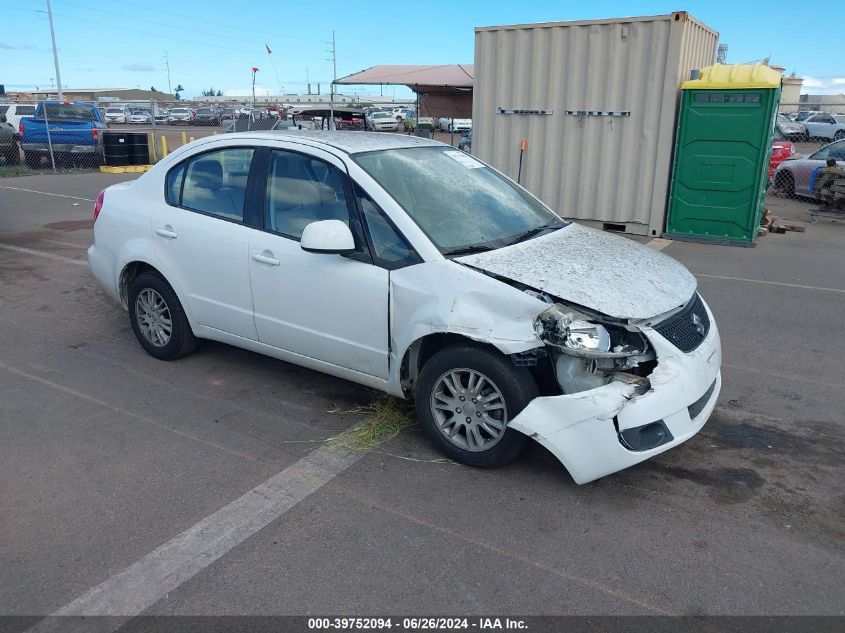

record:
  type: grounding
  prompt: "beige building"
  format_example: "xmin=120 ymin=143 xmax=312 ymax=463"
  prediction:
xmin=29 ymin=88 xmax=175 ymax=101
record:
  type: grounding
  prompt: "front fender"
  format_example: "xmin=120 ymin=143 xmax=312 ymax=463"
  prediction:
xmin=389 ymin=260 xmax=546 ymax=392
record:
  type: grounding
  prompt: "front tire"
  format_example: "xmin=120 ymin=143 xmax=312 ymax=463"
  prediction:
xmin=128 ymin=272 xmax=197 ymax=360
xmin=414 ymin=345 xmax=537 ymax=468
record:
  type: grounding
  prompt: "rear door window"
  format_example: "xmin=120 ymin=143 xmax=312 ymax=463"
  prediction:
xmin=173 ymin=148 xmax=254 ymax=221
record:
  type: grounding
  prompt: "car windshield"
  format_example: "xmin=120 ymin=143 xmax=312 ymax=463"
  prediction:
xmin=373 ymin=113 xmax=391 ymax=119
xmin=106 ymin=108 xmax=123 ymax=113
xmin=197 ymin=109 xmax=214 ymax=114
xmin=354 ymin=146 xmax=563 ymax=253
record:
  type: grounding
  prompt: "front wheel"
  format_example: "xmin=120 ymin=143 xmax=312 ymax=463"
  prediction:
xmin=128 ymin=272 xmax=197 ymax=360
xmin=414 ymin=345 xmax=537 ymax=468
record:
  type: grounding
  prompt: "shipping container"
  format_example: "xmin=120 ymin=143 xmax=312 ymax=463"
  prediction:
xmin=473 ymin=12 xmax=718 ymax=236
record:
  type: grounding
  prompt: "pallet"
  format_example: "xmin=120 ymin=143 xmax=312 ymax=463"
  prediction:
xmin=99 ymin=165 xmax=152 ymax=174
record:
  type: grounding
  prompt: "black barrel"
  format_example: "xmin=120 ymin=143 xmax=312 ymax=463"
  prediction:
xmin=103 ymin=132 xmax=130 ymax=166
xmin=126 ymin=132 xmax=150 ymax=165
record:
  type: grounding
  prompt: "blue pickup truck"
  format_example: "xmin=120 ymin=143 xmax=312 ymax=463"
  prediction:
xmin=20 ymin=101 xmax=107 ymax=168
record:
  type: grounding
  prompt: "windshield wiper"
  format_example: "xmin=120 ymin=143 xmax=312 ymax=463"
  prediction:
xmin=505 ymin=222 xmax=567 ymax=246
xmin=443 ymin=244 xmax=496 ymax=257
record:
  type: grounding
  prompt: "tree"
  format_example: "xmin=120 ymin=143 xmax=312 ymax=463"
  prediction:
xmin=174 ymin=84 xmax=184 ymax=101
xmin=200 ymin=87 xmax=217 ymax=97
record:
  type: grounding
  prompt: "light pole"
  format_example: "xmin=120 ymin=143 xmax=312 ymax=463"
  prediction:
xmin=46 ymin=0 xmax=63 ymax=100
xmin=251 ymin=67 xmax=259 ymax=110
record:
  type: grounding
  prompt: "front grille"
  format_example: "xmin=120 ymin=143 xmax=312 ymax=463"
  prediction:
xmin=653 ymin=293 xmax=710 ymax=353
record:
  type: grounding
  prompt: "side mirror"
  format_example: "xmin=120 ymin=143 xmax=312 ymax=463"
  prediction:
xmin=300 ymin=220 xmax=355 ymax=255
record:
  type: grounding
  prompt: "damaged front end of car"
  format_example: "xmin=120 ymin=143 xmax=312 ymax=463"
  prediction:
xmin=506 ymin=290 xmax=722 ymax=484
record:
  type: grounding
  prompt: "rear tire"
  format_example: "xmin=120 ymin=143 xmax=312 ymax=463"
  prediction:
xmin=835 ymin=130 xmax=845 ymax=141
xmin=128 ymin=272 xmax=198 ymax=360
xmin=5 ymin=145 xmax=20 ymax=165
xmin=414 ymin=345 xmax=537 ymax=468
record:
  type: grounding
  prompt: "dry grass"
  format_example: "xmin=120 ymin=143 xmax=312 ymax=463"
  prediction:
xmin=324 ymin=395 xmax=417 ymax=452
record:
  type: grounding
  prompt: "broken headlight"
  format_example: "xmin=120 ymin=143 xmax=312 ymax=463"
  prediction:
xmin=534 ymin=305 xmax=648 ymax=358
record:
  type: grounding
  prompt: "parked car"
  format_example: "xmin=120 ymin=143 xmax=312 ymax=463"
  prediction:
xmin=404 ymin=115 xmax=436 ymax=132
xmin=19 ymin=101 xmax=107 ymax=168
xmin=194 ymin=107 xmax=221 ymax=126
xmin=793 ymin=111 xmax=816 ymax=122
xmin=168 ymin=108 xmax=194 ymax=124
xmin=0 ymin=103 xmax=37 ymax=130
xmin=129 ymin=110 xmax=152 ymax=125
xmin=88 ymin=131 xmax=721 ymax=484
xmin=802 ymin=113 xmax=845 ymax=141
xmin=367 ymin=112 xmax=399 ymax=132
xmin=773 ymin=139 xmax=845 ymax=197
xmin=774 ymin=114 xmax=807 ymax=141
xmin=0 ymin=115 xmax=21 ymax=165
xmin=768 ymin=140 xmax=794 ymax=182
xmin=437 ymin=117 xmax=472 ymax=133
xmin=458 ymin=128 xmax=472 ymax=153
xmin=155 ymin=110 xmax=170 ymax=125
xmin=104 ymin=107 xmax=131 ymax=124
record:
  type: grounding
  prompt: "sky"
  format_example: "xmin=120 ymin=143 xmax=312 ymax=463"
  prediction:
xmin=3 ymin=0 xmax=842 ymax=100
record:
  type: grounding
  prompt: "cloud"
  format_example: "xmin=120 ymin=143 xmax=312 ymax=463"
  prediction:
xmin=122 ymin=63 xmax=155 ymax=72
xmin=800 ymin=76 xmax=845 ymax=95
xmin=0 ymin=42 xmax=36 ymax=50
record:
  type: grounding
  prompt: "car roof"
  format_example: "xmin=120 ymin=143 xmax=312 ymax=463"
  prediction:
xmin=220 ymin=130 xmax=444 ymax=155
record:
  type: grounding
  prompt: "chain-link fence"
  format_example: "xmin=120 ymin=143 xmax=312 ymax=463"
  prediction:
xmin=0 ymin=97 xmax=476 ymax=175
xmin=766 ymin=104 xmax=845 ymax=223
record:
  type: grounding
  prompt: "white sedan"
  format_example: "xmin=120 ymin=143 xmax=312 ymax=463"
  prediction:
xmin=437 ymin=117 xmax=472 ymax=132
xmin=88 ymin=131 xmax=721 ymax=484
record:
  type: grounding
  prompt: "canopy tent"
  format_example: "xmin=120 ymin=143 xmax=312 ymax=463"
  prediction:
xmin=334 ymin=65 xmax=474 ymax=119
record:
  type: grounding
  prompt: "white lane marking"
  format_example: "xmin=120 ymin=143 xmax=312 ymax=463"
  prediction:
xmin=0 ymin=185 xmax=95 ymax=202
xmin=645 ymin=238 xmax=672 ymax=251
xmin=0 ymin=242 xmax=87 ymax=266
xmin=26 ymin=439 xmax=365 ymax=628
xmin=696 ymin=273 xmax=845 ymax=294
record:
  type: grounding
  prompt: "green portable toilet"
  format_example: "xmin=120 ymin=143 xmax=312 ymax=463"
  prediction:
xmin=666 ymin=63 xmax=782 ymax=245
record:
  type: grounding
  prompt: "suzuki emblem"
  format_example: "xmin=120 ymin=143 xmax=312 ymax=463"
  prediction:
xmin=691 ymin=313 xmax=705 ymax=336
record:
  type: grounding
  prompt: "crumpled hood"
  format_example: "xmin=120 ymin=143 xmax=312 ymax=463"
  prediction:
xmin=456 ymin=223 xmax=697 ymax=320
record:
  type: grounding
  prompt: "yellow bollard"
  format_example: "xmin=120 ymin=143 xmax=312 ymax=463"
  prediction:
xmin=181 ymin=131 xmax=187 ymax=146
xmin=160 ymin=135 xmax=168 ymax=158
xmin=148 ymin=132 xmax=158 ymax=163
xmin=189 ymin=136 xmax=195 ymax=142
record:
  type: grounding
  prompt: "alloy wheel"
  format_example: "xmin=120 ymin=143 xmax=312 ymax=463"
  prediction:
xmin=430 ymin=368 xmax=508 ymax=452
xmin=135 ymin=288 xmax=172 ymax=347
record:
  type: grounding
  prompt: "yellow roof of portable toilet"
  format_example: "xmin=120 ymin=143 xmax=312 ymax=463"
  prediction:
xmin=682 ymin=63 xmax=782 ymax=89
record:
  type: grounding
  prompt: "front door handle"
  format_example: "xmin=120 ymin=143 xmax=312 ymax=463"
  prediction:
xmin=251 ymin=252 xmax=280 ymax=266
xmin=155 ymin=226 xmax=178 ymax=239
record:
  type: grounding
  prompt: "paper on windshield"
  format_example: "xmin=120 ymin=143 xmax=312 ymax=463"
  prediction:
xmin=444 ymin=150 xmax=484 ymax=169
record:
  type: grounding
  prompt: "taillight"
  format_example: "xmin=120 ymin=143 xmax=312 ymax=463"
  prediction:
xmin=92 ymin=128 xmax=99 ymax=141
xmin=93 ymin=189 xmax=105 ymax=221
xmin=18 ymin=122 xmax=24 ymax=138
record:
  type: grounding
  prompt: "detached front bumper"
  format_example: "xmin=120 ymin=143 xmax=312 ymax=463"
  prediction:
xmin=509 ymin=301 xmax=722 ymax=484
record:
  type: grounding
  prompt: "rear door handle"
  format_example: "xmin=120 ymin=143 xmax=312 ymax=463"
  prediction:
xmin=251 ymin=252 xmax=280 ymax=266
xmin=155 ymin=227 xmax=178 ymax=239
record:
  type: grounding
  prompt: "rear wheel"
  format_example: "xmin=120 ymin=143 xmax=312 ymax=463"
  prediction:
xmin=4 ymin=144 xmax=20 ymax=165
xmin=128 ymin=272 xmax=197 ymax=360
xmin=835 ymin=130 xmax=845 ymax=141
xmin=414 ymin=345 xmax=537 ymax=468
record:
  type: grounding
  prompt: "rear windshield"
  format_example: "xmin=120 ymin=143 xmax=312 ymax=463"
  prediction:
xmin=197 ymin=109 xmax=215 ymax=114
xmin=40 ymin=103 xmax=97 ymax=120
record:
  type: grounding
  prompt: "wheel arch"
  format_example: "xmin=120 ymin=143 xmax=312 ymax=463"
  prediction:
xmin=118 ymin=259 xmax=189 ymax=318
xmin=399 ymin=332 xmax=534 ymax=398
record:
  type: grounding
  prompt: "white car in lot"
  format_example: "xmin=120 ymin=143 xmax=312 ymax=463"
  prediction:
xmin=88 ymin=131 xmax=721 ymax=483
xmin=168 ymin=108 xmax=194 ymax=124
xmin=802 ymin=113 xmax=845 ymax=141
xmin=437 ymin=117 xmax=472 ymax=132
xmin=367 ymin=112 xmax=399 ymax=132
xmin=129 ymin=110 xmax=152 ymax=125
xmin=104 ymin=107 xmax=131 ymax=124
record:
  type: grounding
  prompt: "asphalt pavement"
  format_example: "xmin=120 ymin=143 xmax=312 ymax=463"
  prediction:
xmin=0 ymin=172 xmax=843 ymax=622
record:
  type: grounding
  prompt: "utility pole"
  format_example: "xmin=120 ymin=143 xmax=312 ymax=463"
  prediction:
xmin=329 ymin=30 xmax=336 ymax=130
xmin=164 ymin=51 xmax=172 ymax=96
xmin=46 ymin=0 xmax=63 ymax=100
xmin=306 ymin=67 xmax=310 ymax=95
